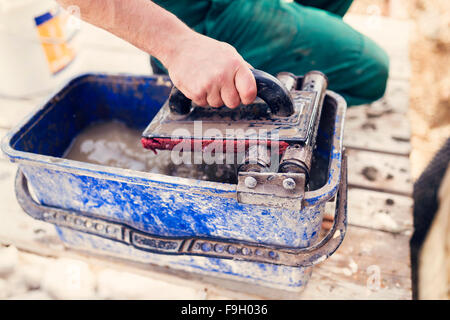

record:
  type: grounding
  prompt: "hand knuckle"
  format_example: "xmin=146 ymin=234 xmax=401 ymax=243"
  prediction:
xmin=230 ymin=57 xmax=241 ymax=68
xmin=195 ymin=99 xmax=206 ymax=106
xmin=202 ymin=81 xmax=212 ymax=92
xmin=191 ymin=92 xmax=202 ymax=101
xmin=215 ymin=72 xmax=225 ymax=83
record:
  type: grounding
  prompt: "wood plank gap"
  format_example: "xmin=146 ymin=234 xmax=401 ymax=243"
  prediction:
xmin=345 ymin=146 xmax=410 ymax=157
xmin=348 ymin=183 xmax=412 ymax=197
xmin=346 ymin=222 xmax=412 ymax=236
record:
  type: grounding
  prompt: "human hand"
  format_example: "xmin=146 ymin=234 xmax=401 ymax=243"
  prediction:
xmin=163 ymin=32 xmax=257 ymax=108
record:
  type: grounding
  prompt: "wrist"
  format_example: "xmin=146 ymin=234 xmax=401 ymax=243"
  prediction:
xmin=159 ymin=27 xmax=198 ymax=69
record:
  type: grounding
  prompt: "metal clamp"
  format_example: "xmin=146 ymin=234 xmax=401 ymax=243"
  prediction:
xmin=237 ymin=172 xmax=306 ymax=211
xmin=14 ymin=152 xmax=347 ymax=268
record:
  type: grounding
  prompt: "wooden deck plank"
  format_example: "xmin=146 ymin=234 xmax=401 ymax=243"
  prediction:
xmin=347 ymin=149 xmax=413 ymax=196
xmin=347 ymin=188 xmax=413 ymax=235
xmin=344 ymin=103 xmax=411 ymax=155
xmin=344 ymin=73 xmax=411 ymax=155
xmin=301 ymin=225 xmax=412 ymax=299
xmin=324 ymin=187 xmax=413 ymax=236
xmin=381 ymin=78 xmax=411 ymax=114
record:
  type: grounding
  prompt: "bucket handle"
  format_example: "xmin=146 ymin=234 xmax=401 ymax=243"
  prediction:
xmin=14 ymin=151 xmax=347 ymax=268
xmin=168 ymin=69 xmax=295 ymax=118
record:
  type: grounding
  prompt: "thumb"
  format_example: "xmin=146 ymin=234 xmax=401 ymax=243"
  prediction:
xmin=235 ymin=64 xmax=257 ymax=105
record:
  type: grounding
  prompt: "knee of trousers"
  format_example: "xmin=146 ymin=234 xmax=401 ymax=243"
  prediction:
xmin=355 ymin=38 xmax=390 ymax=102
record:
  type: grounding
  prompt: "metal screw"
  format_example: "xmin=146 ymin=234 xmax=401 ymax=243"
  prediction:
xmin=43 ymin=212 xmax=55 ymax=219
xmin=201 ymin=242 xmax=212 ymax=252
xmin=282 ymin=178 xmax=296 ymax=190
xmin=244 ymin=176 xmax=257 ymax=189
xmin=214 ymin=244 xmax=225 ymax=253
xmin=227 ymin=245 xmax=237 ymax=255
xmin=106 ymin=226 xmax=117 ymax=234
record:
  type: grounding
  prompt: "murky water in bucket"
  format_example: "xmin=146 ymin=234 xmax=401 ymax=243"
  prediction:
xmin=64 ymin=121 xmax=238 ymax=184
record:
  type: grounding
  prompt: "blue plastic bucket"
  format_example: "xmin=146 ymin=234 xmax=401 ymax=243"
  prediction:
xmin=2 ymin=74 xmax=347 ymax=291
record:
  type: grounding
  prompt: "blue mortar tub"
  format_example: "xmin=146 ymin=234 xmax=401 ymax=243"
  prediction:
xmin=2 ymin=74 xmax=347 ymax=291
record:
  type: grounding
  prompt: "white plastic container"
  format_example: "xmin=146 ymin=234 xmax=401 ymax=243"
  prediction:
xmin=0 ymin=0 xmax=81 ymax=97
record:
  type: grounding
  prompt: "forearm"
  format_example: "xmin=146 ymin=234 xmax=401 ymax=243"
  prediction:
xmin=56 ymin=0 xmax=256 ymax=108
xmin=56 ymin=0 xmax=193 ymax=66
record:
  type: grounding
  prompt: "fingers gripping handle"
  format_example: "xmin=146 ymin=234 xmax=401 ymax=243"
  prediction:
xmin=168 ymin=69 xmax=295 ymax=117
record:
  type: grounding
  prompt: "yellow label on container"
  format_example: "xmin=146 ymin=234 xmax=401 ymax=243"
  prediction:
xmin=35 ymin=11 xmax=76 ymax=74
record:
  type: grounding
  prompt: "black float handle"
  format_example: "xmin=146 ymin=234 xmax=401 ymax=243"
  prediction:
xmin=168 ymin=69 xmax=295 ymax=117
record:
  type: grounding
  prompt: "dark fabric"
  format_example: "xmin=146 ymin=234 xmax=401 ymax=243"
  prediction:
xmin=295 ymin=0 xmax=354 ymax=17
xmin=410 ymin=137 xmax=450 ymax=299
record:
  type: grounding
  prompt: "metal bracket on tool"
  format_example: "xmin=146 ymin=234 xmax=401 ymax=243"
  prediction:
xmin=237 ymin=172 xmax=305 ymax=210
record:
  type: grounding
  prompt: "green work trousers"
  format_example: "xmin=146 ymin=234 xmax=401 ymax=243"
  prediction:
xmin=153 ymin=0 xmax=389 ymax=106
